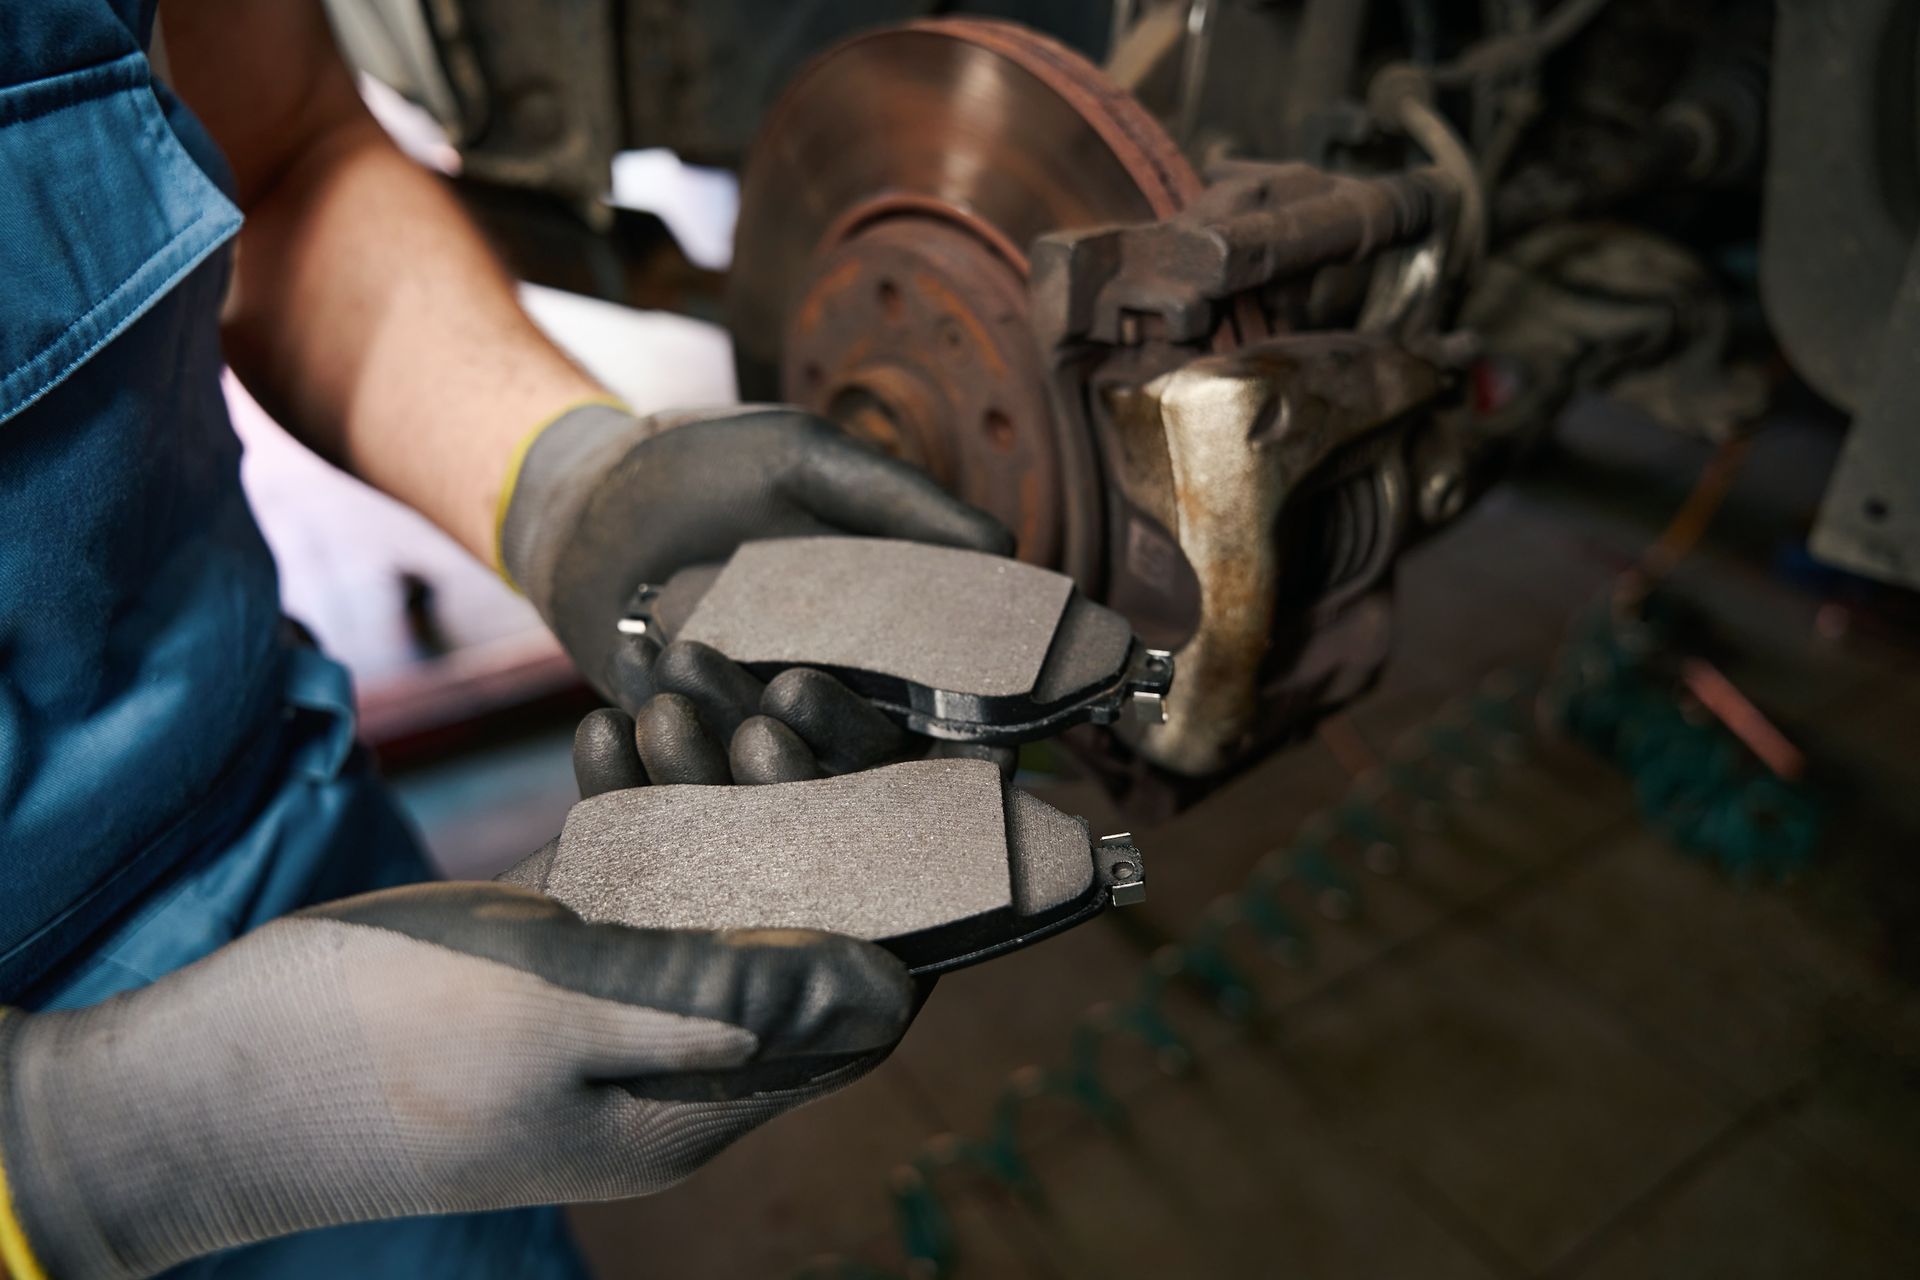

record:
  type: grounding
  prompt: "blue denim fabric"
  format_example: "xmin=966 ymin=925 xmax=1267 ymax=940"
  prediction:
xmin=1 ymin=4 xmax=589 ymax=1274
xmin=0 ymin=31 xmax=273 ymax=992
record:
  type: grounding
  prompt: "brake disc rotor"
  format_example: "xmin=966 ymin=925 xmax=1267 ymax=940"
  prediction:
xmin=730 ymin=19 xmax=1205 ymax=575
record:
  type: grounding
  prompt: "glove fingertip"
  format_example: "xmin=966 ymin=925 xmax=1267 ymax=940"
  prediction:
xmin=654 ymin=639 xmax=767 ymax=743
xmin=762 ymin=668 xmax=910 ymax=773
xmin=635 ymin=693 xmax=732 ymax=784
xmin=574 ymin=707 xmax=646 ymax=797
xmin=730 ymin=716 xmax=825 ymax=784
xmin=605 ymin=632 xmax=662 ymax=716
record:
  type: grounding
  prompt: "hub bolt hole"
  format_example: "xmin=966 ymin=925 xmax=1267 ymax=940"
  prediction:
xmin=983 ymin=408 xmax=1015 ymax=452
xmin=877 ymin=279 xmax=903 ymax=320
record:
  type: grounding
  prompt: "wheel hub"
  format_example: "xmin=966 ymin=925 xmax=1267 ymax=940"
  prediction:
xmin=785 ymin=215 xmax=1061 ymax=560
xmin=730 ymin=18 xmax=1210 ymax=578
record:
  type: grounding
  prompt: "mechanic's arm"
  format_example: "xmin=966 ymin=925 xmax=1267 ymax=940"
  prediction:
xmin=164 ymin=0 xmax=1009 ymax=723
xmin=0 ymin=886 xmax=912 ymax=1280
xmin=0 ymin=724 xmax=918 ymax=1280
xmin=163 ymin=0 xmax=601 ymax=562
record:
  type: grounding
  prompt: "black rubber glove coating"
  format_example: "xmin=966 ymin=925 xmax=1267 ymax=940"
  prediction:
xmin=605 ymin=632 xmax=663 ymax=716
xmin=635 ymin=693 xmax=731 ymax=785
xmin=729 ymin=716 xmax=827 ymax=785
xmin=653 ymin=640 xmax=768 ymax=745
xmin=761 ymin=667 xmax=913 ymax=774
xmin=763 ymin=666 xmax=1015 ymax=780
xmin=573 ymin=708 xmax=647 ymax=797
xmin=571 ymin=643 xmax=1014 ymax=790
xmin=576 ymin=654 xmax=1017 ymax=787
xmin=305 ymin=883 xmax=914 ymax=1063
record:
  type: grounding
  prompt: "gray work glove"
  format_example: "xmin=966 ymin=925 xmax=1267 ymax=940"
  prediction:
xmin=0 ymin=885 xmax=911 ymax=1279
xmin=499 ymin=405 xmax=1011 ymax=715
xmin=570 ymin=645 xmax=1014 ymax=789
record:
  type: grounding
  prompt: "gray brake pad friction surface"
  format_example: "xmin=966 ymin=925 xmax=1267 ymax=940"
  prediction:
xmin=672 ymin=537 xmax=1075 ymax=699
xmin=542 ymin=758 xmax=1094 ymax=945
xmin=1005 ymin=789 xmax=1095 ymax=915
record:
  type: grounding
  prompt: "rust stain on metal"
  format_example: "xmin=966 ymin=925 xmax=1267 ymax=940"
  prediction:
xmin=1016 ymin=463 xmax=1048 ymax=554
xmin=911 ymin=269 xmax=1011 ymax=381
xmin=909 ymin=17 xmax=1201 ymax=218
xmin=817 ymin=192 xmax=1032 ymax=277
xmin=791 ymin=256 xmax=865 ymax=339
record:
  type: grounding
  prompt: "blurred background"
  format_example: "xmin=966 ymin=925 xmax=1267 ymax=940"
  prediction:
xmin=239 ymin=1 xmax=1920 ymax=1275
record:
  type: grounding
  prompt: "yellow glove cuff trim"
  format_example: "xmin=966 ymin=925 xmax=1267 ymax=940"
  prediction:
xmin=493 ymin=396 xmax=629 ymax=590
xmin=0 ymin=1012 xmax=48 ymax=1280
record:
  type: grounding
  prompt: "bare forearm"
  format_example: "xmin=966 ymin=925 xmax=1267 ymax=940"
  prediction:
xmin=163 ymin=0 xmax=606 ymax=563
xmin=221 ymin=117 xmax=606 ymax=561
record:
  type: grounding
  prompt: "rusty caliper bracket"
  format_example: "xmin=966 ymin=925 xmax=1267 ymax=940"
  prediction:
xmin=1029 ymin=161 xmax=1459 ymax=775
xmin=725 ymin=21 xmax=1471 ymax=788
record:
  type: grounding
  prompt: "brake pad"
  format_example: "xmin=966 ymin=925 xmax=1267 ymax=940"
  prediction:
xmin=500 ymin=757 xmax=1144 ymax=976
xmin=617 ymin=536 xmax=1173 ymax=743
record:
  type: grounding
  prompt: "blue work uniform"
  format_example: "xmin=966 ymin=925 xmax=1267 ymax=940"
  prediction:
xmin=0 ymin=3 xmax=586 ymax=1275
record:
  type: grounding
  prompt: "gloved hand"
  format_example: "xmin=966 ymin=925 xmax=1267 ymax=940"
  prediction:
xmin=570 ymin=643 xmax=1014 ymax=790
xmin=498 ymin=405 xmax=1011 ymax=713
xmin=0 ymin=893 xmax=910 ymax=1279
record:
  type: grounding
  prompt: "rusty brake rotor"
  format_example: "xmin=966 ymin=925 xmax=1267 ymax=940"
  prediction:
xmin=730 ymin=18 xmax=1214 ymax=579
